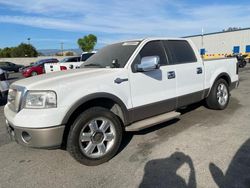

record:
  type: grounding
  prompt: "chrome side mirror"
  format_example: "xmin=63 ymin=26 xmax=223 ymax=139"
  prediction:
xmin=136 ymin=56 xmax=160 ymax=72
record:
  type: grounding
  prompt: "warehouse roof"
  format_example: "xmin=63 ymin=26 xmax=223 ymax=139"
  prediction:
xmin=184 ymin=27 xmax=250 ymax=38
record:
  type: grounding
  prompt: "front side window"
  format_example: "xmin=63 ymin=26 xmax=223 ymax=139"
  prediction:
xmin=164 ymin=40 xmax=197 ymax=64
xmin=132 ymin=41 xmax=168 ymax=71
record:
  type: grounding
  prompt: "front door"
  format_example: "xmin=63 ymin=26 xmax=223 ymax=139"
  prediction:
xmin=129 ymin=40 xmax=177 ymax=122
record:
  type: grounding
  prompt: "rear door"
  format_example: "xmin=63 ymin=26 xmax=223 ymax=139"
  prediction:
xmin=129 ymin=40 xmax=177 ymax=122
xmin=163 ymin=40 xmax=205 ymax=107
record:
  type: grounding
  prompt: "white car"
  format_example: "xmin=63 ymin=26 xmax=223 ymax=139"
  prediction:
xmin=0 ymin=68 xmax=9 ymax=99
xmin=4 ymin=38 xmax=239 ymax=166
xmin=45 ymin=52 xmax=96 ymax=73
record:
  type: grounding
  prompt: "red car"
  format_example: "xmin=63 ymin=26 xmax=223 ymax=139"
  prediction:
xmin=22 ymin=58 xmax=58 ymax=77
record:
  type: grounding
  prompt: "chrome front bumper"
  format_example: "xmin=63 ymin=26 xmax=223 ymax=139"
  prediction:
xmin=6 ymin=120 xmax=65 ymax=149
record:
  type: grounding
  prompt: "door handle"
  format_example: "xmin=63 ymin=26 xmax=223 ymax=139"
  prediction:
xmin=114 ymin=78 xmax=128 ymax=84
xmin=197 ymin=67 xmax=203 ymax=74
xmin=167 ymin=71 xmax=176 ymax=79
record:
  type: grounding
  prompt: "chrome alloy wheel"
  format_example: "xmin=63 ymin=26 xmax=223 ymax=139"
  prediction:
xmin=79 ymin=117 xmax=116 ymax=158
xmin=217 ymin=83 xmax=228 ymax=106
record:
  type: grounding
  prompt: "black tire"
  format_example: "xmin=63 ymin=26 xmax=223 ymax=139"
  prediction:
xmin=31 ymin=71 xmax=38 ymax=76
xmin=205 ymin=79 xmax=230 ymax=110
xmin=67 ymin=107 xmax=123 ymax=166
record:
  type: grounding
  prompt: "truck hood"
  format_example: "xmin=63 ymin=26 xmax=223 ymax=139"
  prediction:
xmin=12 ymin=68 xmax=122 ymax=90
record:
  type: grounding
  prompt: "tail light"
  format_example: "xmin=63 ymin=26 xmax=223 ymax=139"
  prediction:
xmin=60 ymin=66 xmax=67 ymax=71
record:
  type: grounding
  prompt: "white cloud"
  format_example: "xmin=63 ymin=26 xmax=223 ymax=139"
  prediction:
xmin=0 ymin=0 xmax=250 ymax=45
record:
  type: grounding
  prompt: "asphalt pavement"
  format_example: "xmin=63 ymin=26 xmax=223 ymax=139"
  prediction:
xmin=0 ymin=67 xmax=250 ymax=188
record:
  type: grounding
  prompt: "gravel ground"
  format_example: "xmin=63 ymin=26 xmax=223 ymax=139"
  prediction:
xmin=0 ymin=67 xmax=250 ymax=188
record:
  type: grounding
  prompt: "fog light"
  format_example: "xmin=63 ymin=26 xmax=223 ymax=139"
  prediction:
xmin=22 ymin=131 xmax=32 ymax=143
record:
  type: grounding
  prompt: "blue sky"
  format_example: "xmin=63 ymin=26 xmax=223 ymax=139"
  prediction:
xmin=0 ymin=0 xmax=249 ymax=50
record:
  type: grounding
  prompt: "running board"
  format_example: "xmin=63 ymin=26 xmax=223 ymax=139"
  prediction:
xmin=125 ymin=111 xmax=181 ymax=132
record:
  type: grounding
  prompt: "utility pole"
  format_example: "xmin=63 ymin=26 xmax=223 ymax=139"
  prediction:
xmin=60 ymin=42 xmax=64 ymax=56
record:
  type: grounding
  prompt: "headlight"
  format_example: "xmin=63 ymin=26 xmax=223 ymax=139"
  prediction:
xmin=24 ymin=91 xmax=57 ymax=109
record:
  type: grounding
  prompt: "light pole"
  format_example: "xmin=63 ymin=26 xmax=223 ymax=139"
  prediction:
xmin=60 ymin=42 xmax=64 ymax=56
xmin=27 ymin=38 xmax=31 ymax=45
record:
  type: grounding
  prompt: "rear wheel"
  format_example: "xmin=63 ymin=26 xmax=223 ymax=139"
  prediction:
xmin=206 ymin=79 xmax=230 ymax=110
xmin=67 ymin=107 xmax=123 ymax=166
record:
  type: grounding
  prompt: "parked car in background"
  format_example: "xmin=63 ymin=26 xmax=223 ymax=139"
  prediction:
xmin=0 ymin=61 xmax=24 ymax=72
xmin=45 ymin=52 xmax=95 ymax=73
xmin=227 ymin=54 xmax=248 ymax=68
xmin=21 ymin=58 xmax=58 ymax=77
xmin=237 ymin=54 xmax=247 ymax=68
xmin=0 ymin=68 xmax=9 ymax=99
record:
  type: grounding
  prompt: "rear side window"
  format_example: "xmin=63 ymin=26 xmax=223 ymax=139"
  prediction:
xmin=164 ymin=40 xmax=197 ymax=64
xmin=133 ymin=41 xmax=168 ymax=66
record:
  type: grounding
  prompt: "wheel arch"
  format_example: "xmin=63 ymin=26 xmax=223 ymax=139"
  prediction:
xmin=206 ymin=72 xmax=231 ymax=97
xmin=62 ymin=92 xmax=130 ymax=126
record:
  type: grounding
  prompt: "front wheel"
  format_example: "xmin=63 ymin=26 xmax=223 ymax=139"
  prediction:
xmin=31 ymin=71 xmax=38 ymax=76
xmin=205 ymin=79 xmax=230 ymax=110
xmin=67 ymin=107 xmax=123 ymax=166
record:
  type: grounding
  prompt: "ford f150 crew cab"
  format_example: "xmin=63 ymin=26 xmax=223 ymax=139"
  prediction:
xmin=4 ymin=38 xmax=239 ymax=166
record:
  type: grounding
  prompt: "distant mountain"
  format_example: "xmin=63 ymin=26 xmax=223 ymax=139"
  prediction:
xmin=38 ymin=49 xmax=83 ymax=56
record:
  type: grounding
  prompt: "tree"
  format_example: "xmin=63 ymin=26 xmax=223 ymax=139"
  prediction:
xmin=222 ymin=27 xmax=241 ymax=32
xmin=65 ymin=51 xmax=74 ymax=56
xmin=77 ymin=34 xmax=97 ymax=52
xmin=11 ymin=43 xmax=38 ymax=57
xmin=0 ymin=47 xmax=13 ymax=57
xmin=0 ymin=43 xmax=38 ymax=57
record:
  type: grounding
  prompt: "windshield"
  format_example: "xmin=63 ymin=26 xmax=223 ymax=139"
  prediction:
xmin=60 ymin=58 xmax=70 ymax=63
xmin=81 ymin=41 xmax=140 ymax=68
xmin=33 ymin=60 xmax=43 ymax=65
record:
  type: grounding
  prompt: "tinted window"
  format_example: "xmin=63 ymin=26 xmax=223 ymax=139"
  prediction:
xmin=164 ymin=40 xmax=197 ymax=64
xmin=81 ymin=53 xmax=95 ymax=61
xmin=133 ymin=41 xmax=168 ymax=66
xmin=81 ymin=42 xmax=140 ymax=68
xmin=71 ymin=57 xmax=80 ymax=62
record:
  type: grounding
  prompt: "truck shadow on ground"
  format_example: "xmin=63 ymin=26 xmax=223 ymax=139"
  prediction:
xmin=118 ymin=102 xmax=203 ymax=154
xmin=129 ymin=101 xmax=203 ymax=136
xmin=139 ymin=152 xmax=196 ymax=188
xmin=209 ymin=138 xmax=250 ymax=188
xmin=127 ymin=98 xmax=241 ymax=163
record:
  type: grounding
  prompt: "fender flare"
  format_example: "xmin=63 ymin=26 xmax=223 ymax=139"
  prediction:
xmin=206 ymin=72 xmax=231 ymax=97
xmin=62 ymin=92 xmax=130 ymax=125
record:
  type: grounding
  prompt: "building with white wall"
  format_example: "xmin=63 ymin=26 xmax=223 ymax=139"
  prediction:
xmin=186 ymin=28 xmax=250 ymax=55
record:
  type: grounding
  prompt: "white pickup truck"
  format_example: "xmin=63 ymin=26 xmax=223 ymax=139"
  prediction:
xmin=45 ymin=52 xmax=95 ymax=73
xmin=4 ymin=38 xmax=239 ymax=166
